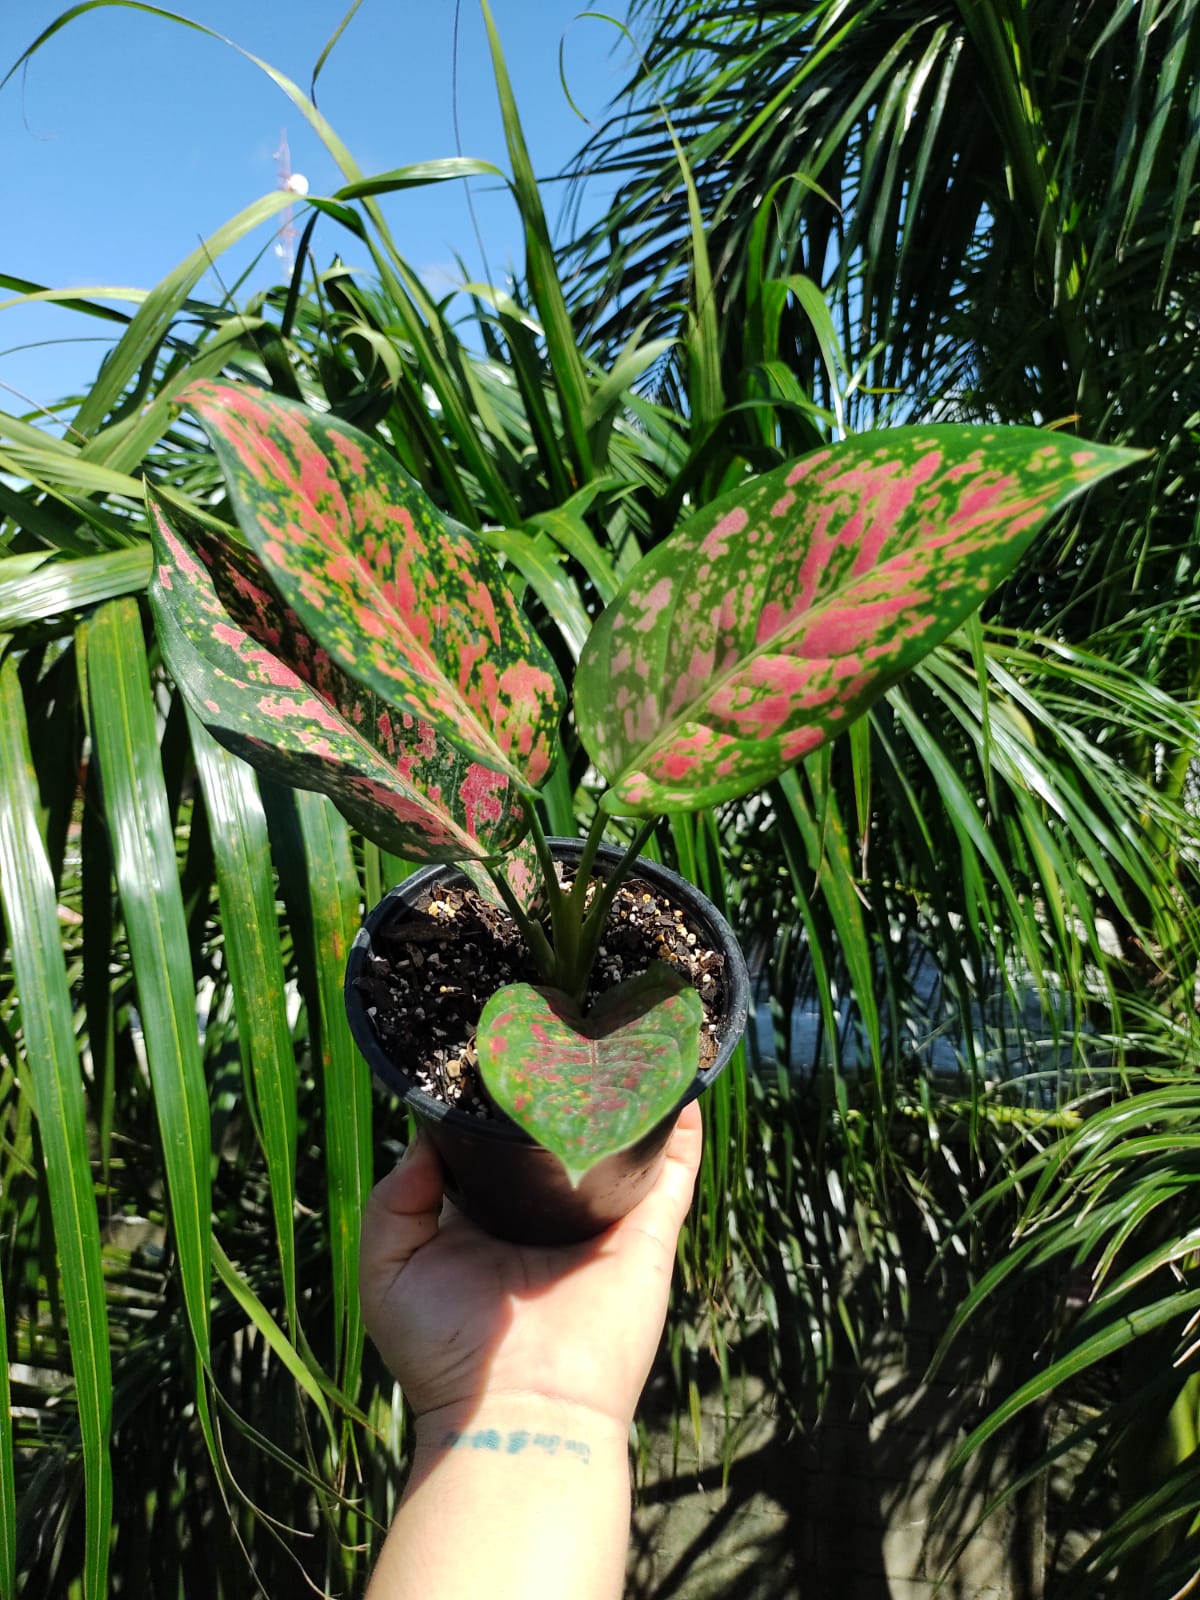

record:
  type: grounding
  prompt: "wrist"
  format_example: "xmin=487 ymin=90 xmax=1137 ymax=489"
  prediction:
xmin=412 ymin=1392 xmax=632 ymax=1461
xmin=373 ymin=1394 xmax=631 ymax=1600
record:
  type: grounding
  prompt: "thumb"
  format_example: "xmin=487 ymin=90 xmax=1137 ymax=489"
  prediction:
xmin=620 ymin=1099 xmax=703 ymax=1250
xmin=359 ymin=1131 xmax=445 ymax=1285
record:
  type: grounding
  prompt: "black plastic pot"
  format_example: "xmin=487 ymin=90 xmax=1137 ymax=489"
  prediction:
xmin=344 ymin=838 xmax=750 ymax=1246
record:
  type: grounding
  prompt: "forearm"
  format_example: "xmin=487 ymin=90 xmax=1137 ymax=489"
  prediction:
xmin=366 ymin=1396 xmax=631 ymax=1600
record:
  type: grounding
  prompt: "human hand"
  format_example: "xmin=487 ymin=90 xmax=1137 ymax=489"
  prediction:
xmin=358 ymin=1102 xmax=703 ymax=1436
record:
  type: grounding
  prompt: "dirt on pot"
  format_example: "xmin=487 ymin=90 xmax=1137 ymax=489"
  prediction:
xmin=352 ymin=871 xmax=728 ymax=1120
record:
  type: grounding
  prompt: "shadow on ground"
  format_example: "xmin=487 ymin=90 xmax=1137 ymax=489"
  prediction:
xmin=626 ymin=1274 xmax=1051 ymax=1600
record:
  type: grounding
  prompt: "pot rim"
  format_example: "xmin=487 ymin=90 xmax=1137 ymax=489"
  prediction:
xmin=344 ymin=836 xmax=751 ymax=1145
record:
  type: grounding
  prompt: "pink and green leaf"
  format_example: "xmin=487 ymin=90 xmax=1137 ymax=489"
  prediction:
xmin=576 ymin=426 xmax=1142 ymax=814
xmin=475 ymin=964 xmax=702 ymax=1186
xmin=146 ymin=492 xmax=529 ymax=862
xmin=180 ymin=380 xmax=564 ymax=791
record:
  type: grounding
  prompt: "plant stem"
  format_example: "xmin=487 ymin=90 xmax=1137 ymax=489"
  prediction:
xmin=525 ymin=804 xmax=566 ymax=921
xmin=568 ymin=807 xmax=610 ymax=920
xmin=484 ymin=860 xmax=555 ymax=978
xmin=523 ymin=804 xmax=578 ymax=982
xmin=571 ymin=817 xmax=660 ymax=1001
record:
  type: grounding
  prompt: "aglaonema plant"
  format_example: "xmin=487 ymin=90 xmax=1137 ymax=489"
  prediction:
xmin=147 ymin=381 xmax=1137 ymax=1182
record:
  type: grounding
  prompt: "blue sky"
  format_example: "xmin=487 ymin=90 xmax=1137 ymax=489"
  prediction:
xmin=0 ymin=1 xmax=635 ymax=412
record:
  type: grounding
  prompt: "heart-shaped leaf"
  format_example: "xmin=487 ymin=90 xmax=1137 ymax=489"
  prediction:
xmin=147 ymin=492 xmax=529 ymax=861
xmin=181 ymin=380 xmax=564 ymax=792
xmin=476 ymin=964 xmax=703 ymax=1186
xmin=575 ymin=426 xmax=1142 ymax=813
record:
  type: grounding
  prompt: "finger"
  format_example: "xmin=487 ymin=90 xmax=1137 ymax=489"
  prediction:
xmin=622 ymin=1101 xmax=704 ymax=1247
xmin=359 ymin=1132 xmax=445 ymax=1280
xmin=665 ymin=1099 xmax=703 ymax=1177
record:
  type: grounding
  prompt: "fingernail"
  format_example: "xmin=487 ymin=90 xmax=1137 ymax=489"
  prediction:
xmin=398 ymin=1132 xmax=422 ymax=1165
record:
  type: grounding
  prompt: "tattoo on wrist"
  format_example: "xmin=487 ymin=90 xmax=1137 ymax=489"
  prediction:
xmin=439 ymin=1428 xmax=591 ymax=1465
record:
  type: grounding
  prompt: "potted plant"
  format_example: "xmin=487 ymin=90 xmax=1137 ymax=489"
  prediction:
xmin=147 ymin=381 xmax=1135 ymax=1241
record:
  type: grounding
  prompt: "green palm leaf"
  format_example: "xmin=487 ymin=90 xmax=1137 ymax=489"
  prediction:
xmin=0 ymin=1265 xmax=13 ymax=1600
xmin=0 ymin=650 xmax=112 ymax=1600
xmin=84 ymin=600 xmax=212 ymax=1362
xmin=188 ymin=716 xmax=300 ymax=1331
